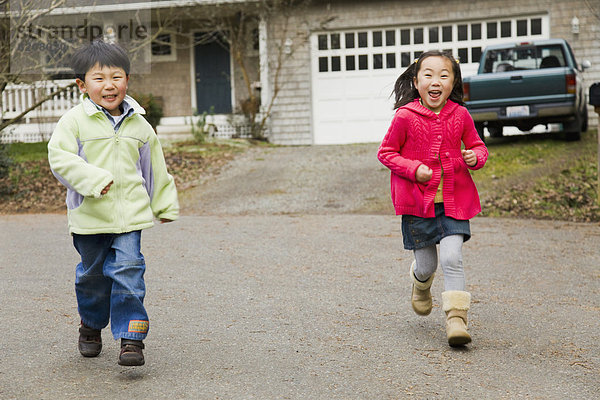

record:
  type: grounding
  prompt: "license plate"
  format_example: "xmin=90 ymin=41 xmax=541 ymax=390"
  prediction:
xmin=506 ymin=105 xmax=530 ymax=117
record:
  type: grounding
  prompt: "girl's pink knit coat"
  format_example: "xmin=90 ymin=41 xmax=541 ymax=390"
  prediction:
xmin=378 ymin=99 xmax=488 ymax=220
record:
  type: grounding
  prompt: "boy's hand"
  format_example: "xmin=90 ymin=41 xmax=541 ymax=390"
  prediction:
xmin=160 ymin=218 xmax=174 ymax=224
xmin=462 ymin=149 xmax=477 ymax=167
xmin=416 ymin=164 xmax=433 ymax=183
xmin=101 ymin=181 xmax=113 ymax=195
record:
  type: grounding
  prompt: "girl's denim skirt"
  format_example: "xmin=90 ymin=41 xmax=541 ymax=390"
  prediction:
xmin=401 ymin=203 xmax=471 ymax=250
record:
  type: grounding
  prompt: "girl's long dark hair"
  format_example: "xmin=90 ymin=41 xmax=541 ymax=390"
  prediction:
xmin=393 ymin=50 xmax=464 ymax=109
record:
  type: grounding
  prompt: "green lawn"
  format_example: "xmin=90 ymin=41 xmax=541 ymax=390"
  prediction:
xmin=7 ymin=141 xmax=49 ymax=162
xmin=2 ymin=130 xmax=599 ymax=221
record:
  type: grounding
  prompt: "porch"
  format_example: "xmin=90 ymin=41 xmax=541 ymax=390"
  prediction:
xmin=0 ymin=80 xmax=259 ymax=144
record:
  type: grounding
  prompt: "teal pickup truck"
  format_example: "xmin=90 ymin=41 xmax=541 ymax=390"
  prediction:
xmin=463 ymin=39 xmax=591 ymax=141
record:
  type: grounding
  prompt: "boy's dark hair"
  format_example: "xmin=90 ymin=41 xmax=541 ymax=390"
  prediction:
xmin=392 ymin=50 xmax=465 ymax=109
xmin=71 ymin=40 xmax=131 ymax=81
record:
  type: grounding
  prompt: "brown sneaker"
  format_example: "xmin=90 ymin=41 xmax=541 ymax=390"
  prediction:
xmin=78 ymin=324 xmax=102 ymax=357
xmin=118 ymin=339 xmax=145 ymax=366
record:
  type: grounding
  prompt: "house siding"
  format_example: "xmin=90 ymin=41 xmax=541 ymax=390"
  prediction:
xmin=263 ymin=14 xmax=315 ymax=145
xmin=129 ymin=33 xmax=193 ymax=118
xmin=266 ymin=0 xmax=600 ymax=145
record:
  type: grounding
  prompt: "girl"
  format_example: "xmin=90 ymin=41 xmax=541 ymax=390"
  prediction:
xmin=377 ymin=51 xmax=488 ymax=346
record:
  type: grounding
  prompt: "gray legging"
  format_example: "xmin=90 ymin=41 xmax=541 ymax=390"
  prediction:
xmin=413 ymin=234 xmax=465 ymax=292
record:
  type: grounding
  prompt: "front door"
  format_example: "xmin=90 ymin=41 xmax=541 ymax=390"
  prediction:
xmin=194 ymin=32 xmax=232 ymax=114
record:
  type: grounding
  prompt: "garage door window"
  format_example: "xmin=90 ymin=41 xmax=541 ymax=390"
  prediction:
xmin=315 ymin=15 xmax=547 ymax=73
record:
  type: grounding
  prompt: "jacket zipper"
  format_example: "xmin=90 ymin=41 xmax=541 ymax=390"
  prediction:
xmin=114 ymin=117 xmax=131 ymax=232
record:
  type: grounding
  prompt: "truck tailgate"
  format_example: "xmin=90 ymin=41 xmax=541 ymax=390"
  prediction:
xmin=468 ymin=68 xmax=569 ymax=107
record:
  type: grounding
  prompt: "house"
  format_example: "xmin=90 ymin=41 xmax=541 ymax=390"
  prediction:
xmin=2 ymin=0 xmax=599 ymax=145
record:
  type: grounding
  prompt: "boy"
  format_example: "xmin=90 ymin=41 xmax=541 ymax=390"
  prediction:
xmin=48 ymin=41 xmax=179 ymax=366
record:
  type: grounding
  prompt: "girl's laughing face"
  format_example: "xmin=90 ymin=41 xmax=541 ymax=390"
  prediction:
xmin=413 ymin=56 xmax=455 ymax=114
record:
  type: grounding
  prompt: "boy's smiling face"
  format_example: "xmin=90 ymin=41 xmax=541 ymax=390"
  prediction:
xmin=76 ymin=63 xmax=129 ymax=116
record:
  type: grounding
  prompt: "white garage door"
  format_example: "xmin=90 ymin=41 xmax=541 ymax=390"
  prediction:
xmin=311 ymin=15 xmax=549 ymax=144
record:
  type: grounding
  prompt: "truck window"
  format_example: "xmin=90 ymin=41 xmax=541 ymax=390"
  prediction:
xmin=482 ymin=44 xmax=566 ymax=73
xmin=538 ymin=45 xmax=566 ymax=68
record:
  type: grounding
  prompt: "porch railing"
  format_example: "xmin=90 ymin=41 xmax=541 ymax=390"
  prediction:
xmin=1 ymin=79 xmax=79 ymax=122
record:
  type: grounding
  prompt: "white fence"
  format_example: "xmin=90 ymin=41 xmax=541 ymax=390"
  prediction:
xmin=202 ymin=114 xmax=264 ymax=139
xmin=1 ymin=80 xmax=78 ymax=143
xmin=1 ymin=79 xmax=266 ymax=143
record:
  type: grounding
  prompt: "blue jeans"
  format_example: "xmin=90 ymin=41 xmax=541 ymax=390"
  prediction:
xmin=73 ymin=231 xmax=149 ymax=341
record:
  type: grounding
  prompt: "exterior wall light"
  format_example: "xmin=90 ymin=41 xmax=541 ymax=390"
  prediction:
xmin=284 ymin=38 xmax=293 ymax=54
xmin=571 ymin=17 xmax=580 ymax=34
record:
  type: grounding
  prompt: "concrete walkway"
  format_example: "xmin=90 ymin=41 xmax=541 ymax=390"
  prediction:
xmin=1 ymin=144 xmax=599 ymax=399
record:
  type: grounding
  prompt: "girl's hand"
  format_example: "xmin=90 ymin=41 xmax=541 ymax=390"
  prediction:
xmin=160 ymin=218 xmax=173 ymax=224
xmin=416 ymin=164 xmax=433 ymax=183
xmin=101 ymin=181 xmax=113 ymax=195
xmin=462 ymin=149 xmax=477 ymax=167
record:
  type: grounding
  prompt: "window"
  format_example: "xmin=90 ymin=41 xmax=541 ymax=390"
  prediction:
xmin=331 ymin=34 xmax=341 ymax=49
xmin=483 ymin=44 xmax=565 ymax=73
xmin=386 ymin=53 xmax=396 ymax=68
xmin=345 ymin=33 xmax=355 ymax=48
xmin=151 ymin=33 xmax=177 ymax=62
xmin=471 ymin=23 xmax=481 ymax=40
xmin=331 ymin=56 xmax=341 ymax=71
xmin=358 ymin=32 xmax=368 ymax=47
xmin=517 ymin=20 xmax=528 ymax=36
xmin=401 ymin=29 xmax=410 ymax=45
xmin=358 ymin=54 xmax=368 ymax=69
xmin=373 ymin=31 xmax=383 ymax=47
xmin=386 ymin=30 xmax=395 ymax=46
xmin=472 ymin=47 xmax=482 ymax=63
xmin=414 ymin=28 xmax=424 ymax=44
xmin=429 ymin=27 xmax=439 ymax=43
xmin=401 ymin=52 xmax=411 ymax=67
xmin=458 ymin=25 xmax=468 ymax=41
xmin=501 ymin=21 xmax=511 ymax=37
xmin=487 ymin=22 xmax=497 ymax=39
xmin=346 ymin=55 xmax=356 ymax=70
xmin=531 ymin=18 xmax=542 ymax=35
xmin=442 ymin=25 xmax=453 ymax=42
xmin=318 ymin=34 xmax=328 ymax=50
xmin=314 ymin=15 xmax=547 ymax=74
xmin=373 ymin=54 xmax=383 ymax=69
xmin=319 ymin=57 xmax=328 ymax=72
xmin=458 ymin=48 xmax=468 ymax=63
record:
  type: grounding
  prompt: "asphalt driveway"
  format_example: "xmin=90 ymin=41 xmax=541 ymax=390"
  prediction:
xmin=1 ymin=143 xmax=599 ymax=399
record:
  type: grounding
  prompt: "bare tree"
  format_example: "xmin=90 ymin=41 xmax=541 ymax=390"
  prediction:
xmin=0 ymin=0 xmax=75 ymax=132
xmin=0 ymin=0 xmax=153 ymax=133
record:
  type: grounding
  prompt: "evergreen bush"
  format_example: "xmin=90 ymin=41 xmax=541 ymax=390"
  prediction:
xmin=131 ymin=93 xmax=164 ymax=131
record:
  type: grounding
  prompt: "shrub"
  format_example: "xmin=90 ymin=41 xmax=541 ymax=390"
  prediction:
xmin=131 ymin=93 xmax=163 ymax=131
xmin=0 ymin=143 xmax=11 ymax=179
xmin=190 ymin=106 xmax=215 ymax=144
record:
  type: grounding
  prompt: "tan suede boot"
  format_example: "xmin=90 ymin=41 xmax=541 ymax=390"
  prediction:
xmin=442 ymin=290 xmax=472 ymax=346
xmin=410 ymin=261 xmax=434 ymax=316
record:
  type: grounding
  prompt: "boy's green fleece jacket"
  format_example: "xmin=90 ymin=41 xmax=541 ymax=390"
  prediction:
xmin=48 ymin=95 xmax=179 ymax=234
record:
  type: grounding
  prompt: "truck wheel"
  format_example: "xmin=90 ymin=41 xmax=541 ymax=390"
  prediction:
xmin=475 ymin=123 xmax=486 ymax=142
xmin=563 ymin=113 xmax=582 ymax=141
xmin=488 ymin=125 xmax=503 ymax=138
xmin=581 ymin=106 xmax=588 ymax=133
